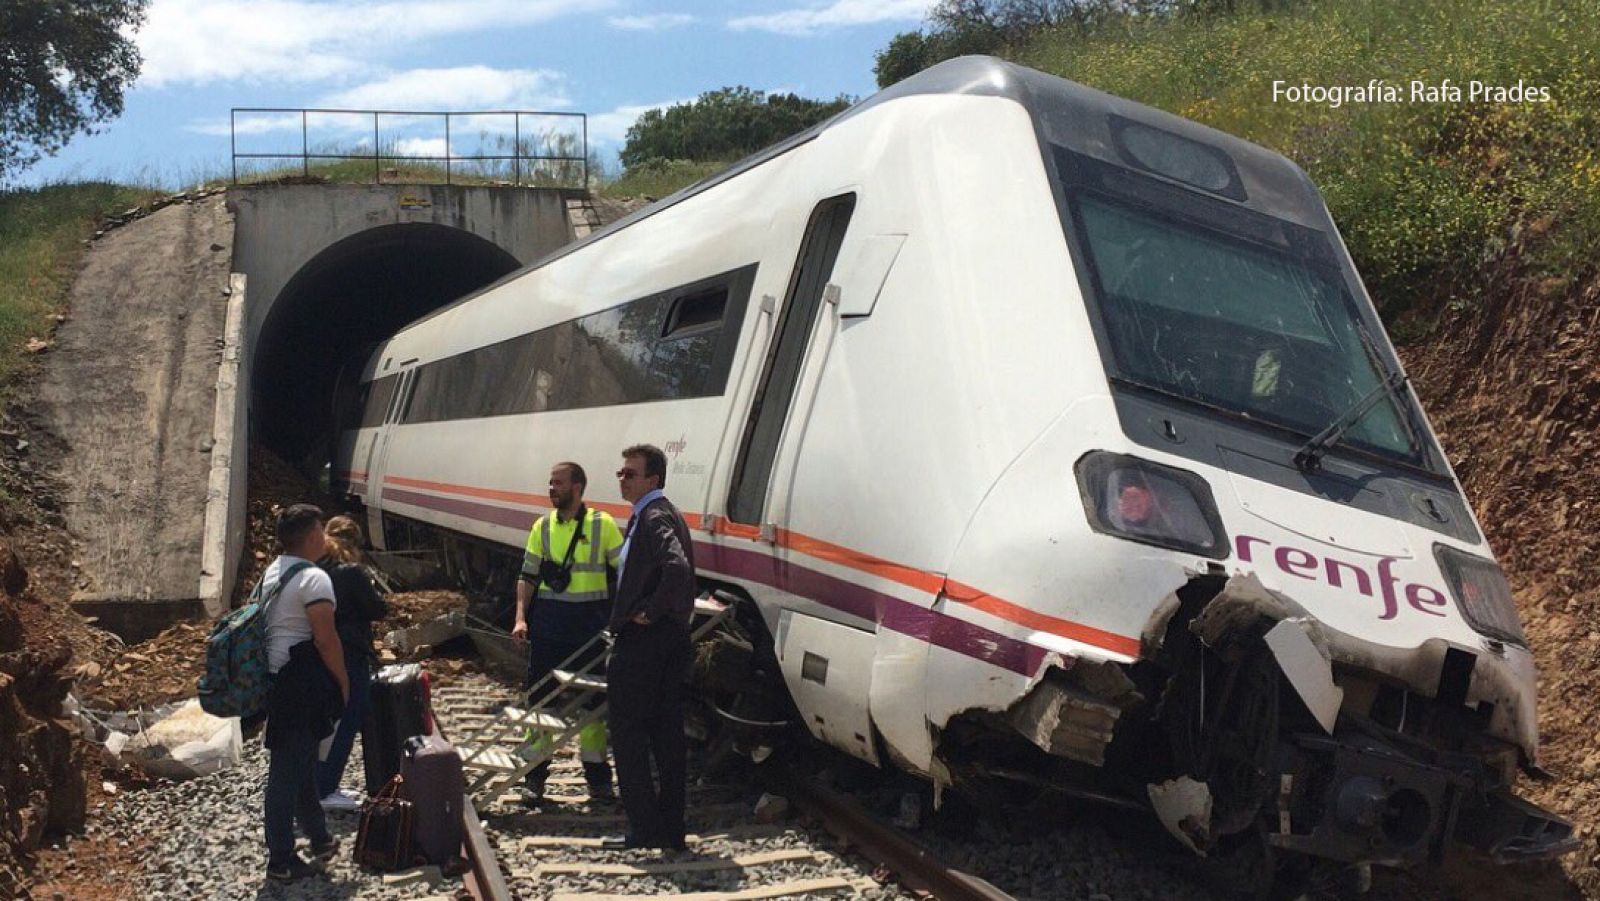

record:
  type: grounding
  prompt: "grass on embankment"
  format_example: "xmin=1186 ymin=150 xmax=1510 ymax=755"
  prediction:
xmin=1010 ymin=0 xmax=1600 ymax=333
xmin=597 ymin=159 xmax=728 ymax=201
xmin=0 ymin=183 xmax=159 ymax=390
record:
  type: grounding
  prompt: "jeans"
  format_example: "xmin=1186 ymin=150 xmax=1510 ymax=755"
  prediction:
xmin=264 ymin=727 xmax=332 ymax=867
xmin=315 ymin=651 xmax=372 ymax=798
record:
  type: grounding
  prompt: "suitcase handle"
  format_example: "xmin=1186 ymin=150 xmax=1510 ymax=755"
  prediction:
xmin=374 ymin=774 xmax=405 ymax=802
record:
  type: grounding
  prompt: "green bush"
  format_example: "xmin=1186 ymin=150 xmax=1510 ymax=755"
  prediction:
xmin=599 ymin=159 xmax=727 ymax=201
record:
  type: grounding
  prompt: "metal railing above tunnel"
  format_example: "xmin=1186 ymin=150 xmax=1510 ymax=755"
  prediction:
xmin=230 ymin=108 xmax=588 ymax=188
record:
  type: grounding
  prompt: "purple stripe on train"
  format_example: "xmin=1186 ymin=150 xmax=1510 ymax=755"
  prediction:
xmin=385 ymin=486 xmax=1051 ymax=676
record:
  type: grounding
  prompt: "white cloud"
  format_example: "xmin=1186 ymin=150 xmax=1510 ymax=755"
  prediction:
xmin=606 ymin=12 xmax=694 ymax=30
xmin=728 ymin=0 xmax=928 ymax=35
xmin=137 ymin=0 xmax=614 ymax=87
xmin=318 ymin=67 xmax=570 ymax=110
xmin=184 ymin=67 xmax=574 ymax=139
xmin=186 ymin=112 xmax=301 ymax=136
xmin=585 ymin=97 xmax=697 ymax=146
xmin=393 ymin=137 xmax=448 ymax=157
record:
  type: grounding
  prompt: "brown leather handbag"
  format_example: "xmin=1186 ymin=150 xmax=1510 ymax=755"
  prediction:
xmin=355 ymin=774 xmax=415 ymax=871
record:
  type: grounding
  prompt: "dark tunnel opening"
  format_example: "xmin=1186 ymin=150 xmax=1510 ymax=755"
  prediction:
xmin=252 ymin=223 xmax=522 ymax=472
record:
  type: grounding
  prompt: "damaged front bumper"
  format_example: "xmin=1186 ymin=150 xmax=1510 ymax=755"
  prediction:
xmin=993 ymin=572 xmax=1578 ymax=870
xmin=1268 ymin=731 xmax=1577 ymax=865
xmin=1168 ymin=573 xmax=1579 ymax=866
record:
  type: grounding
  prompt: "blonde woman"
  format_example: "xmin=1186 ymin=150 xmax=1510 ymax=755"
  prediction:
xmin=315 ymin=515 xmax=387 ymax=810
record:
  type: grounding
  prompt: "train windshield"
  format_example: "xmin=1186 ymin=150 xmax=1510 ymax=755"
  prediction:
xmin=1069 ymin=190 xmax=1422 ymax=467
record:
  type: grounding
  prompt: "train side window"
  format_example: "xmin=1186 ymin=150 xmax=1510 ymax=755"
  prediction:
xmin=390 ymin=369 xmax=417 ymax=423
xmin=359 ymin=376 xmax=397 ymax=428
xmin=389 ymin=265 xmax=755 ymax=424
xmin=662 ymin=288 xmax=727 ymax=339
xmin=728 ymin=194 xmax=856 ymax=526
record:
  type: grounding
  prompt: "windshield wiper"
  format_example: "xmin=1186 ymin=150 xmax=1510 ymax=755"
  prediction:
xmin=1293 ymin=368 xmax=1410 ymax=473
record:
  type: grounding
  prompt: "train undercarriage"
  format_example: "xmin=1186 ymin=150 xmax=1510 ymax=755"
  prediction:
xmin=378 ymin=513 xmax=1575 ymax=897
xmin=687 ymin=570 xmax=1576 ymax=898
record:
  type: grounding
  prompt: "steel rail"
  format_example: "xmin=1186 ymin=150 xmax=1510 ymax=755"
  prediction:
xmin=768 ymin=768 xmax=1017 ymax=901
xmin=433 ymin=715 xmax=512 ymax=901
xmin=461 ymin=795 xmax=512 ymax=901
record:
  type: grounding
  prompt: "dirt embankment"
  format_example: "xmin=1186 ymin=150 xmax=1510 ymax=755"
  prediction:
xmin=1401 ymin=272 xmax=1600 ymax=897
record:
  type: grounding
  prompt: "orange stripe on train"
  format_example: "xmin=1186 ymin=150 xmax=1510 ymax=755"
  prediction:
xmin=379 ymin=473 xmax=1139 ymax=658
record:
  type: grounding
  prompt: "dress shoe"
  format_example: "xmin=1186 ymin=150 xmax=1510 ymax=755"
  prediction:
xmin=600 ymin=834 xmax=654 ymax=851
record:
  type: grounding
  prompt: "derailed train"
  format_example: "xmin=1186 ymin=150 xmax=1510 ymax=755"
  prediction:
xmin=332 ymin=57 xmax=1575 ymax=882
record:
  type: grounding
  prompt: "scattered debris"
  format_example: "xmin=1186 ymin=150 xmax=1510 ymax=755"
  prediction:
xmin=1147 ymin=776 xmax=1213 ymax=855
xmin=84 ymin=186 xmax=228 ymax=243
xmin=386 ymin=610 xmax=466 ymax=657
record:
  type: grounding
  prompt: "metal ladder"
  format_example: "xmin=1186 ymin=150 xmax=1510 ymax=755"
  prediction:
xmin=456 ymin=593 xmax=733 ymax=799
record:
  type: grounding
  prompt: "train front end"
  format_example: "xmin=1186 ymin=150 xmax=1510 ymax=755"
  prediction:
xmin=929 ymin=61 xmax=1575 ymax=876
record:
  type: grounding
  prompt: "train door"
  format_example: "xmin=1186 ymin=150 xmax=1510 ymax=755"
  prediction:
xmin=364 ymin=360 xmax=417 ymax=549
xmin=725 ymin=194 xmax=885 ymax=765
xmin=725 ymin=193 xmax=855 ymax=533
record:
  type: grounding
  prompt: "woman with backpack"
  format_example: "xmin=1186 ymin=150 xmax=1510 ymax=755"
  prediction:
xmin=315 ymin=515 xmax=388 ymax=811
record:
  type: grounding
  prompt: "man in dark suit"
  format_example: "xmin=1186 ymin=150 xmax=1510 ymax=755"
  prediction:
xmin=604 ymin=443 xmax=697 ymax=851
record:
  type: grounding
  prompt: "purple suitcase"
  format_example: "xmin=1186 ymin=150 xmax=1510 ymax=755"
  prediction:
xmin=399 ymin=732 xmax=466 ymax=869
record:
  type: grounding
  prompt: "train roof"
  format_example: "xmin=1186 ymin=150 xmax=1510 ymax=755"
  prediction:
xmin=400 ymin=56 xmax=1322 ymax=336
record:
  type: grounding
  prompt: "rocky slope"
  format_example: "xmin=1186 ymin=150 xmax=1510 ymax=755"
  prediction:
xmin=1401 ymin=272 xmax=1600 ymax=897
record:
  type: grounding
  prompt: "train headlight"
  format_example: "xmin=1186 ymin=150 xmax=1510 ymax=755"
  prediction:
xmin=1433 ymin=545 xmax=1526 ymax=647
xmin=1075 ymin=452 xmax=1229 ymax=559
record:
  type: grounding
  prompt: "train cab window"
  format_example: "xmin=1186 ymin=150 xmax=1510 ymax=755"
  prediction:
xmin=1073 ymin=192 xmax=1418 ymax=463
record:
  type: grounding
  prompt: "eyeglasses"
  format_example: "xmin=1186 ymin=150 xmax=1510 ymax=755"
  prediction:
xmin=616 ymin=468 xmax=640 ymax=480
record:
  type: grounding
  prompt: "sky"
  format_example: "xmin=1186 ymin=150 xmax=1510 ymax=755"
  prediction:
xmin=23 ymin=0 xmax=939 ymax=188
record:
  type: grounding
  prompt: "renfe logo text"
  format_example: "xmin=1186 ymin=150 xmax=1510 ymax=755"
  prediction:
xmin=1236 ymin=534 xmax=1449 ymax=622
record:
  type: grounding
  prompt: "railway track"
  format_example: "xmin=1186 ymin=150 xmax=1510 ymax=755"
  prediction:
xmin=433 ymin=672 xmax=1013 ymax=901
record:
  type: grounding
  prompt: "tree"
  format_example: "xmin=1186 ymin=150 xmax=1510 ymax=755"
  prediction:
xmin=0 ymin=0 xmax=149 ymax=182
xmin=620 ymin=88 xmax=853 ymax=169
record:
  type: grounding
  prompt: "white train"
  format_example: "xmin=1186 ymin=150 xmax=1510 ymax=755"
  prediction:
xmin=332 ymin=57 xmax=1572 ymax=882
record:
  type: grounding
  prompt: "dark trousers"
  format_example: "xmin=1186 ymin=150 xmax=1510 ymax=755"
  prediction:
xmin=315 ymin=650 xmax=372 ymax=798
xmin=525 ymin=599 xmax=612 ymax=789
xmin=264 ymin=727 xmax=332 ymax=867
xmin=608 ymin=620 xmax=691 ymax=845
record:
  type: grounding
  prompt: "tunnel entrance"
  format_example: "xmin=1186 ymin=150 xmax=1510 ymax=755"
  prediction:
xmin=252 ymin=222 xmax=521 ymax=471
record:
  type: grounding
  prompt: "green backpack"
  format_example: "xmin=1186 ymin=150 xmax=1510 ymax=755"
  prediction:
xmin=197 ymin=561 xmax=311 ymax=718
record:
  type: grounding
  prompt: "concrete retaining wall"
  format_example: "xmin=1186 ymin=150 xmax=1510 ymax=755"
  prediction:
xmin=198 ymin=274 xmax=249 ymax=616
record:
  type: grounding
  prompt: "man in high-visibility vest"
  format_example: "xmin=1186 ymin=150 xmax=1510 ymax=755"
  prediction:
xmin=512 ymin=461 xmax=625 ymax=805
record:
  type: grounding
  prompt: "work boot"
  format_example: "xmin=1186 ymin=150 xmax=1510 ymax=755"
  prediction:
xmin=583 ymin=760 xmax=615 ymax=801
xmin=519 ymin=761 xmax=550 ymax=807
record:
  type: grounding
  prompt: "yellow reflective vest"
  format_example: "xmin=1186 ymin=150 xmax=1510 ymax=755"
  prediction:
xmin=521 ymin=506 xmax=624 ymax=602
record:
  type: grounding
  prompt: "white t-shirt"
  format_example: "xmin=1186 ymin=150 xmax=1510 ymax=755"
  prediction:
xmin=261 ymin=555 xmax=336 ymax=673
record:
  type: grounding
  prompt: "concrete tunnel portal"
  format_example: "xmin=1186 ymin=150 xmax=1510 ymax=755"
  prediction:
xmin=44 ymin=184 xmax=582 ymax=637
xmin=252 ymin=223 xmax=522 ymax=470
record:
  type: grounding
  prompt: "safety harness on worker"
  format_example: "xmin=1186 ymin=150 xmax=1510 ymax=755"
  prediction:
xmin=526 ymin=506 xmax=610 ymax=603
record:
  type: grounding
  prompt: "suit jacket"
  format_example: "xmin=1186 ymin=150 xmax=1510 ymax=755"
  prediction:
xmin=610 ymin=496 xmax=696 ymax=632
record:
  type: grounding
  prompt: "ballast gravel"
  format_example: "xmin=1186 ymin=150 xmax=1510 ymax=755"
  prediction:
xmin=92 ymin=736 xmax=460 ymax=901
